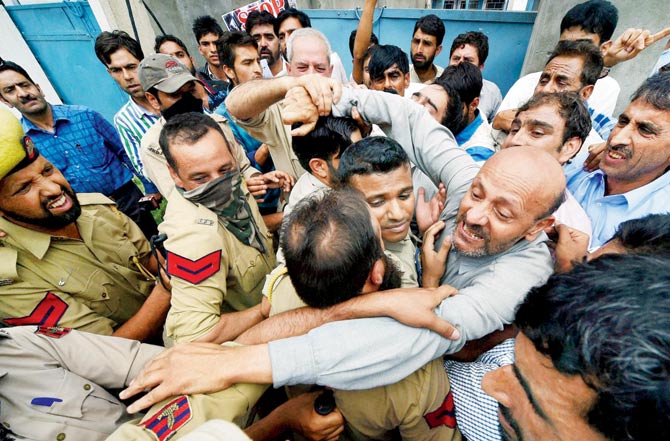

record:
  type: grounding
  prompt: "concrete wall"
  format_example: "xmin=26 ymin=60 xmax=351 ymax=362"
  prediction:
xmin=522 ymin=0 xmax=669 ymax=116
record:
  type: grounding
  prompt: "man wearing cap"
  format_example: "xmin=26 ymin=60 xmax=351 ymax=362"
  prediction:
xmin=0 ymin=59 xmax=158 ymax=239
xmin=0 ymin=108 xmax=171 ymax=341
xmin=138 ymin=54 xmax=292 ymax=204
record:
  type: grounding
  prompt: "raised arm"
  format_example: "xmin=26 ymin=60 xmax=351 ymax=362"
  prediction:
xmin=352 ymin=0 xmax=377 ymax=84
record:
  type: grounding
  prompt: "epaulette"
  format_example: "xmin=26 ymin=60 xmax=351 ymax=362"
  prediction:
xmin=76 ymin=193 xmax=116 ymax=206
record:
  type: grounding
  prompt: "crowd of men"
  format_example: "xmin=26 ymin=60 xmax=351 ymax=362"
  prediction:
xmin=1 ymin=0 xmax=670 ymax=439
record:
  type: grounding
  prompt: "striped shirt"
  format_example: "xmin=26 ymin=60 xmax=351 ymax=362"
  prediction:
xmin=113 ymin=98 xmax=160 ymax=194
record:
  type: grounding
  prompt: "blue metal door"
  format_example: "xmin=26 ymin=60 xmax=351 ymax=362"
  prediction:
xmin=6 ymin=1 xmax=127 ymax=121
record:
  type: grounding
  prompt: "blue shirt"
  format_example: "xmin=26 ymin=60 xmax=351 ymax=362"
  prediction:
xmin=588 ymin=106 xmax=616 ymax=141
xmin=455 ymin=112 xmax=495 ymax=162
xmin=566 ymin=156 xmax=670 ymax=248
xmin=22 ymin=104 xmax=134 ymax=195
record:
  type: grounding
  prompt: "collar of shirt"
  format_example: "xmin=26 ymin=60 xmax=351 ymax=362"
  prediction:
xmin=0 ymin=207 xmax=97 ymax=260
xmin=455 ymin=111 xmax=483 ymax=145
xmin=21 ymin=103 xmax=68 ymax=134
xmin=127 ymin=97 xmax=159 ymax=120
xmin=583 ymin=169 xmax=670 ymax=207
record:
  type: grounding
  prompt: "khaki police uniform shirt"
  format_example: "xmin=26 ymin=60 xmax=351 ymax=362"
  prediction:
xmin=140 ymin=114 xmax=260 ymax=199
xmin=109 ymin=342 xmax=267 ymax=441
xmin=384 ymin=234 xmax=419 ymax=288
xmin=265 ymin=269 xmax=460 ymax=441
xmin=0 ymin=194 xmax=154 ymax=335
xmin=160 ymin=185 xmax=275 ymax=345
xmin=231 ymin=102 xmax=306 ymax=181
xmin=0 ymin=325 xmax=163 ymax=441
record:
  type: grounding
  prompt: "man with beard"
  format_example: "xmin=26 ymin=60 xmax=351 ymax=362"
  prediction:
xmin=409 ymin=14 xmax=445 ymax=84
xmin=137 ymin=53 xmax=291 ymax=217
xmin=117 ymin=85 xmax=565 ymax=417
xmin=0 ymin=58 xmax=158 ymax=239
xmin=0 ymin=108 xmax=170 ymax=341
xmin=246 ymin=11 xmax=286 ymax=78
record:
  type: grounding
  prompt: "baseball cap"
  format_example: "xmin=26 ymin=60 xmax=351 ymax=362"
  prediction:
xmin=139 ymin=53 xmax=198 ymax=93
xmin=0 ymin=107 xmax=39 ymax=180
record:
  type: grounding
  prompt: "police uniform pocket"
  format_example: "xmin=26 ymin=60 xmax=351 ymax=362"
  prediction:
xmin=64 ymin=269 xmax=120 ymax=317
xmin=32 ymin=371 xmax=93 ymax=419
xmin=232 ymin=248 xmax=273 ymax=307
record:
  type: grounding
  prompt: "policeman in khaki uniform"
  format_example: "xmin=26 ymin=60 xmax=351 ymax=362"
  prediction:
xmin=0 ymin=108 xmax=170 ymax=340
xmin=0 ymin=325 xmax=164 ymax=440
xmin=136 ymin=53 xmax=264 ymax=200
xmin=158 ymin=112 xmax=276 ymax=345
xmin=265 ymin=191 xmax=461 ymax=441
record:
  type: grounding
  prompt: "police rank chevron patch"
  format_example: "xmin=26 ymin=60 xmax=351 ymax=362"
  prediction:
xmin=166 ymin=250 xmax=221 ymax=284
xmin=140 ymin=395 xmax=192 ymax=441
xmin=424 ymin=390 xmax=457 ymax=429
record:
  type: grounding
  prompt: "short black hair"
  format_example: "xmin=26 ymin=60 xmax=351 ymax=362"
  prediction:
xmin=413 ymin=14 xmax=446 ymax=46
xmin=154 ymin=34 xmax=190 ymax=56
xmin=449 ymin=31 xmax=489 ymax=64
xmin=546 ymin=39 xmax=603 ymax=87
xmin=159 ymin=112 xmax=228 ymax=171
xmin=245 ymin=10 xmax=275 ymax=34
xmin=560 ymin=0 xmax=618 ymax=44
xmin=517 ymin=92 xmax=592 ymax=144
xmin=516 ymin=253 xmax=670 ymax=441
xmin=0 ymin=59 xmax=35 ymax=85
xmin=281 ymin=189 xmax=384 ymax=308
xmin=274 ymin=7 xmax=311 ymax=36
xmin=429 ymin=79 xmax=467 ymax=135
xmin=192 ymin=15 xmax=224 ymax=43
xmin=438 ymin=62 xmax=482 ymax=106
xmin=94 ymin=30 xmax=144 ymax=66
xmin=338 ymin=136 xmax=410 ymax=185
xmin=348 ymin=30 xmax=379 ymax=58
xmin=217 ymin=31 xmax=258 ymax=69
xmin=610 ymin=213 xmax=670 ymax=257
xmin=291 ymin=116 xmax=358 ymax=172
xmin=368 ymin=45 xmax=409 ymax=80
xmin=631 ymin=72 xmax=670 ymax=112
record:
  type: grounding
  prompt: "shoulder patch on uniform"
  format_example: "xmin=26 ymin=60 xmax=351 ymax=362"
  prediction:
xmin=166 ymin=250 xmax=221 ymax=284
xmin=76 ymin=193 xmax=116 ymax=206
xmin=140 ymin=395 xmax=192 ymax=441
xmin=195 ymin=218 xmax=215 ymax=226
xmin=424 ymin=390 xmax=456 ymax=429
xmin=4 ymin=292 xmax=68 ymax=327
xmin=35 ymin=326 xmax=72 ymax=339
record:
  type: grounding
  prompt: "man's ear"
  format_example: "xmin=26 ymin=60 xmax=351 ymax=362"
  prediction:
xmin=403 ymin=72 xmax=410 ymax=89
xmin=222 ymin=65 xmax=236 ymax=83
xmin=167 ymin=163 xmax=183 ymax=188
xmin=525 ymin=215 xmax=556 ymax=242
xmin=435 ymin=44 xmax=443 ymax=57
xmin=558 ymin=137 xmax=583 ymax=164
xmin=368 ymin=259 xmax=385 ymax=288
xmin=479 ymin=62 xmax=485 ymax=71
xmin=469 ymin=97 xmax=480 ymax=118
xmin=145 ymin=92 xmax=161 ymax=113
xmin=580 ymin=84 xmax=594 ymax=102
xmin=309 ymin=158 xmax=328 ymax=179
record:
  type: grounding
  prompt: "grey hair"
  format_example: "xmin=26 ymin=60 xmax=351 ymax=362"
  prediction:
xmin=286 ymin=27 xmax=332 ymax=64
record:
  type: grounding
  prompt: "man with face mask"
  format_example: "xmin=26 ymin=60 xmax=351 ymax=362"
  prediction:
xmin=156 ymin=112 xmax=276 ymax=346
xmin=138 ymin=54 xmax=292 ymax=206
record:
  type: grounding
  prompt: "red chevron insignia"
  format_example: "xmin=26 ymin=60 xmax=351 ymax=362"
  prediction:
xmin=4 ymin=292 xmax=68 ymax=327
xmin=424 ymin=390 xmax=457 ymax=429
xmin=166 ymin=250 xmax=221 ymax=284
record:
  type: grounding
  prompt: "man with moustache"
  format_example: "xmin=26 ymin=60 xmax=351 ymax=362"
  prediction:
xmin=117 ymin=85 xmax=566 ymax=416
xmin=0 ymin=59 xmax=158 ymax=239
xmin=0 ymin=108 xmax=170 ymax=341
xmin=246 ymin=11 xmax=286 ymax=78
xmin=409 ymin=14 xmax=445 ymax=84
xmin=368 ymin=45 xmax=411 ymax=97
xmin=564 ymin=73 xmax=670 ymax=248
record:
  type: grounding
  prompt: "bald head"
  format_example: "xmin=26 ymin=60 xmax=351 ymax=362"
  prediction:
xmin=454 ymin=146 xmax=565 ymax=257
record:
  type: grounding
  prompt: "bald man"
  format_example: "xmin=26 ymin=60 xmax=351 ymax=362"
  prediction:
xmin=117 ymin=86 xmax=567 ymax=417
